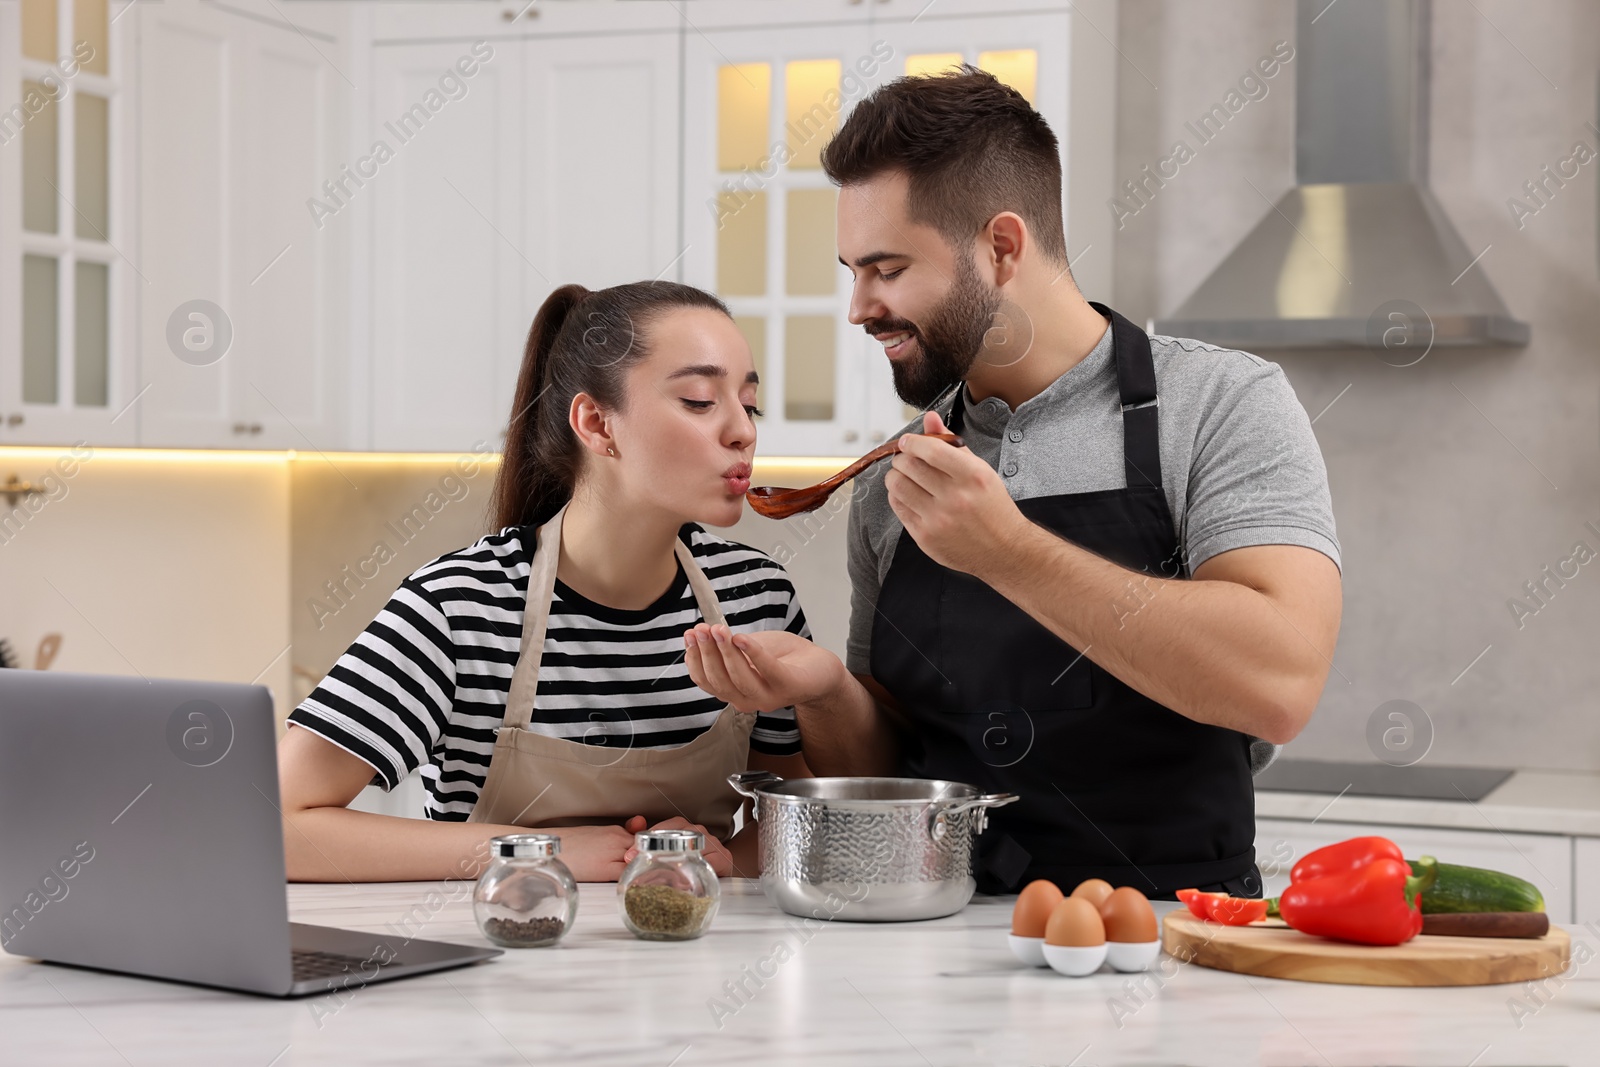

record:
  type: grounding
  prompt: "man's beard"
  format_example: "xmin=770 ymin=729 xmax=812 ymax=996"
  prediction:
xmin=873 ymin=253 xmax=1003 ymax=410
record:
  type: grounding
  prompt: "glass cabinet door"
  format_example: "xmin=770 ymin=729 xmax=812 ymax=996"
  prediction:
xmin=864 ymin=10 xmax=1071 ymax=441
xmin=3 ymin=0 xmax=133 ymax=444
xmin=683 ymin=7 xmax=1071 ymax=456
xmin=683 ymin=15 xmax=882 ymax=458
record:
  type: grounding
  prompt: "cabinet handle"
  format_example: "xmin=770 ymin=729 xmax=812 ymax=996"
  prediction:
xmin=843 ymin=429 xmax=859 ymax=442
xmin=871 ymin=431 xmax=885 ymax=443
xmin=502 ymin=6 xmax=539 ymax=19
xmin=250 ymin=423 xmax=263 ymax=435
xmin=5 ymin=414 xmax=22 ymax=427
xmin=232 ymin=422 xmax=249 ymax=434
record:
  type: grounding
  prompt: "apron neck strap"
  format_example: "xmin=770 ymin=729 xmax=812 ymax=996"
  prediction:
xmin=503 ymin=502 xmax=728 ymax=730
xmin=947 ymin=303 xmax=1162 ymax=491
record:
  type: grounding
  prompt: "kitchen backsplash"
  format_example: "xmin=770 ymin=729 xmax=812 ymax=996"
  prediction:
xmin=0 ymin=450 xmax=852 ymax=731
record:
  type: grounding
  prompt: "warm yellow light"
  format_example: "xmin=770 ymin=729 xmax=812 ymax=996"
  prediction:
xmin=0 ymin=447 xmax=862 ymax=468
xmin=785 ymin=59 xmax=840 ymax=170
xmin=0 ymin=446 xmax=498 ymax=466
xmin=979 ymin=49 xmax=1037 ymax=104
xmin=906 ymin=53 xmax=963 ymax=78
xmin=718 ymin=62 xmax=772 ymax=172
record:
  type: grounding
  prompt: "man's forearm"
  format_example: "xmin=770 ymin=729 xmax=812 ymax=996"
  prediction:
xmin=978 ymin=520 xmax=1328 ymax=743
xmin=793 ymin=661 xmax=900 ymax=777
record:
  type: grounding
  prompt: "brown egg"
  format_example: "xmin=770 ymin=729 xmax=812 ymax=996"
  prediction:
xmin=1012 ymin=879 xmax=1065 ymax=937
xmin=1044 ymin=896 xmax=1106 ymax=947
xmin=1099 ymin=886 xmax=1158 ymax=943
xmin=1069 ymin=877 xmax=1115 ymax=910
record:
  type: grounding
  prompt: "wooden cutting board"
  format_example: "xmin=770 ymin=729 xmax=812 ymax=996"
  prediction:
xmin=1161 ymin=910 xmax=1570 ymax=987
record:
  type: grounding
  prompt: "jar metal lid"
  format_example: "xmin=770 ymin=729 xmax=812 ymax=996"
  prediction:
xmin=491 ymin=833 xmax=561 ymax=859
xmin=635 ymin=828 xmax=704 ymax=853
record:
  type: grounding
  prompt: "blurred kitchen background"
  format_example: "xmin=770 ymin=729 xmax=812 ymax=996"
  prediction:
xmin=0 ymin=0 xmax=1596 ymax=833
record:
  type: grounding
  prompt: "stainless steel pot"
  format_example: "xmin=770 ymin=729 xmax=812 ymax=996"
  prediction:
xmin=728 ymin=772 xmax=1018 ymax=922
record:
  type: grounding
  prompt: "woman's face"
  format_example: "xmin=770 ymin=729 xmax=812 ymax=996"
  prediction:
xmin=600 ymin=307 xmax=761 ymax=529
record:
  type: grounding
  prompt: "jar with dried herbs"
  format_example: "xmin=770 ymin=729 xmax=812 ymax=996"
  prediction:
xmin=617 ymin=829 xmax=720 ymax=941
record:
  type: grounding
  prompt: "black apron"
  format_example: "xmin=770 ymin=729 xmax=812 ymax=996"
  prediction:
xmin=868 ymin=303 xmax=1259 ymax=899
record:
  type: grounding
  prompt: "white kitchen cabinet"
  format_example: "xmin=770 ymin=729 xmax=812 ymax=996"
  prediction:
xmin=1256 ymin=817 xmax=1575 ymax=924
xmin=681 ymin=7 xmax=1074 ymax=456
xmin=682 ymin=18 xmax=883 ymax=457
xmin=516 ymin=29 xmax=684 ymax=395
xmin=679 ymin=1 xmax=872 ymax=30
xmin=1575 ymin=837 xmax=1600 ymax=926
xmin=135 ymin=0 xmax=348 ymax=450
xmin=366 ymin=26 xmax=681 ymax=453
xmin=367 ymin=36 xmax=524 ymax=452
xmin=370 ymin=1 xmax=679 ymax=43
xmin=862 ymin=11 xmax=1070 ymax=443
xmin=0 ymin=0 xmax=139 ymax=446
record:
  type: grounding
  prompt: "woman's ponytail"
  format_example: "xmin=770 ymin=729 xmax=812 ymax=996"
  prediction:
xmin=489 ymin=279 xmax=731 ymax=531
xmin=490 ymin=284 xmax=589 ymax=530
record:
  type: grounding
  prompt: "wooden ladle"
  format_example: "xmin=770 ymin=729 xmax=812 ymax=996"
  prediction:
xmin=745 ymin=432 xmax=966 ymax=519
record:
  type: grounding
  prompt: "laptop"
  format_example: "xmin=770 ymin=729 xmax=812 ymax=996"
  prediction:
xmin=0 ymin=670 xmax=500 ymax=996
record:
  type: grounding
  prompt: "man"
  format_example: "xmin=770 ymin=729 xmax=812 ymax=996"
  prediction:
xmin=684 ymin=67 xmax=1341 ymax=898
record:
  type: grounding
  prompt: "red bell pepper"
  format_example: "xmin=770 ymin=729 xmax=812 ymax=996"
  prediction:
xmin=1175 ymin=889 xmax=1269 ymax=925
xmin=1277 ymin=855 xmax=1438 ymax=946
xmin=1208 ymin=897 xmax=1270 ymax=925
xmin=1290 ymin=835 xmax=1405 ymax=884
xmin=1175 ymin=888 xmax=1226 ymax=920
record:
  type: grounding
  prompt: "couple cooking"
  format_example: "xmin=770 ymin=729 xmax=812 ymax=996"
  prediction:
xmin=279 ymin=68 xmax=1342 ymax=898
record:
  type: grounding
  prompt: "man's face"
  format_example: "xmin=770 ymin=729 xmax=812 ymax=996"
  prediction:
xmin=837 ymin=171 xmax=1001 ymax=409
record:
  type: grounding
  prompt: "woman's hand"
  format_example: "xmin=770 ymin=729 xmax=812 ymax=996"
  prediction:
xmin=622 ymin=815 xmax=734 ymax=877
xmin=548 ymin=822 xmax=644 ymax=882
xmin=683 ymin=623 xmax=843 ymax=713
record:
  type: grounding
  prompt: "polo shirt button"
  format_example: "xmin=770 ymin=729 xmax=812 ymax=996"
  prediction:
xmin=1003 ymin=461 xmax=1019 ymax=477
xmin=1008 ymin=428 xmax=1023 ymax=442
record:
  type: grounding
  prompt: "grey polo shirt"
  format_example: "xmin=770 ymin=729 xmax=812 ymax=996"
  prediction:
xmin=844 ymin=320 xmax=1342 ymax=775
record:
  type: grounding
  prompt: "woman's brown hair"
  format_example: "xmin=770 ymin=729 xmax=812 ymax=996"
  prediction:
xmin=489 ymin=280 xmax=731 ymax=530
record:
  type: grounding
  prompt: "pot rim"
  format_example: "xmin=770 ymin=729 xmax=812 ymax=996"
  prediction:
xmin=728 ymin=771 xmax=1018 ymax=811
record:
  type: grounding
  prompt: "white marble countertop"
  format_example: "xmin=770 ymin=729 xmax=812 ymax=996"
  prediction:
xmin=1256 ymin=769 xmax=1600 ymax=837
xmin=5 ymin=879 xmax=1598 ymax=1066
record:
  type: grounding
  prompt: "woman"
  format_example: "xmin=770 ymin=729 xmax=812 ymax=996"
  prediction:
xmin=279 ymin=281 xmax=813 ymax=882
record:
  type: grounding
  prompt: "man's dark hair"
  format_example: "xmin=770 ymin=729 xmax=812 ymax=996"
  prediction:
xmin=821 ymin=65 xmax=1067 ymax=265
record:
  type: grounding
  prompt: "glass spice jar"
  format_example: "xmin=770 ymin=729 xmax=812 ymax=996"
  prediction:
xmin=473 ymin=834 xmax=578 ymax=948
xmin=617 ymin=829 xmax=720 ymax=941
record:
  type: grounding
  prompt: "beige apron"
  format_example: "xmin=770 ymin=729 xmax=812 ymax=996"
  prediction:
xmin=466 ymin=502 xmax=755 ymax=842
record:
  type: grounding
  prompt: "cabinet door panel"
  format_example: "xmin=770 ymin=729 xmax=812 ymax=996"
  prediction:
xmin=370 ymin=41 xmax=522 ymax=452
xmin=235 ymin=40 xmax=344 ymax=451
xmin=371 ymin=1 xmax=678 ymax=42
xmin=136 ymin=7 xmax=236 ymax=447
xmin=516 ymin=31 xmax=682 ymax=405
xmin=1575 ymin=838 xmax=1600 ymax=927
xmin=137 ymin=1 xmax=347 ymax=450
xmin=683 ymin=23 xmax=879 ymax=457
xmin=860 ymin=12 xmax=1071 ymax=445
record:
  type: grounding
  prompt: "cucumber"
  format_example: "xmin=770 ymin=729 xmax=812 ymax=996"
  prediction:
xmin=1405 ymin=859 xmax=1544 ymax=914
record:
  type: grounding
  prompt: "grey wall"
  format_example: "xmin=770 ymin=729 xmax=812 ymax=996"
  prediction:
xmin=1114 ymin=0 xmax=1600 ymax=771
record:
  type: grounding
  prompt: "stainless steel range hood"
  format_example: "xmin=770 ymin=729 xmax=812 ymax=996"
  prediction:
xmin=1151 ymin=0 xmax=1529 ymax=350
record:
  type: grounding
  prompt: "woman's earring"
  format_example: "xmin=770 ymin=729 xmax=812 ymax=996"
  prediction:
xmin=607 ymin=447 xmax=617 ymax=457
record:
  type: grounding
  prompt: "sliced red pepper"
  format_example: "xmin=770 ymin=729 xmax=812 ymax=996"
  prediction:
xmin=1208 ymin=897 xmax=1270 ymax=925
xmin=1175 ymin=888 xmax=1226 ymax=920
xmin=1278 ymin=855 xmax=1438 ymax=946
xmin=1290 ymin=835 xmax=1404 ymax=884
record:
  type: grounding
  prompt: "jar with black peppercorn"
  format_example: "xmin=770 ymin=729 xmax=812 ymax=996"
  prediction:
xmin=617 ymin=829 xmax=720 ymax=941
xmin=473 ymin=834 xmax=577 ymax=948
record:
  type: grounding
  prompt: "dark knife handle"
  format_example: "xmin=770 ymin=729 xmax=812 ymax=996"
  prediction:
xmin=1420 ymin=911 xmax=1550 ymax=938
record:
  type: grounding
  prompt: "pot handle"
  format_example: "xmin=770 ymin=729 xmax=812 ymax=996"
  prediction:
xmin=928 ymin=792 xmax=1019 ymax=841
xmin=728 ymin=770 xmax=782 ymax=800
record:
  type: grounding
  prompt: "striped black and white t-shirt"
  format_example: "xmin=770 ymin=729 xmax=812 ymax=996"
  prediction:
xmin=288 ymin=524 xmax=811 ymax=821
